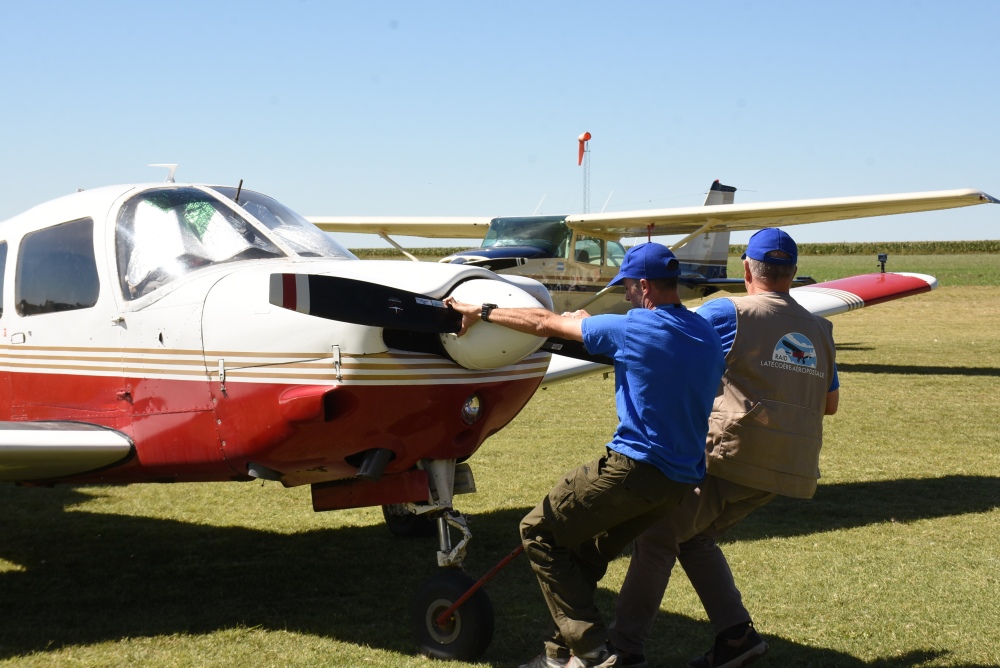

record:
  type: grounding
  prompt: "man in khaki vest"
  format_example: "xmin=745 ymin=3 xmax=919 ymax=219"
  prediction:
xmin=608 ymin=228 xmax=839 ymax=668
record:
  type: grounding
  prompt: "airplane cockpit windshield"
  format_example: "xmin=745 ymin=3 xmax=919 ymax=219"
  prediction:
xmin=116 ymin=187 xmax=281 ymax=300
xmin=481 ymin=216 xmax=571 ymax=257
xmin=117 ymin=187 xmax=358 ymax=300
xmin=210 ymin=186 xmax=357 ymax=260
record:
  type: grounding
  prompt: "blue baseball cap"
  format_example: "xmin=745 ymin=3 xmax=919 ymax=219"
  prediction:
xmin=608 ymin=242 xmax=682 ymax=287
xmin=742 ymin=228 xmax=798 ymax=265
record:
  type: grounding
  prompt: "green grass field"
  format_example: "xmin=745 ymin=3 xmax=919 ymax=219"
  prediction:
xmin=0 ymin=255 xmax=997 ymax=667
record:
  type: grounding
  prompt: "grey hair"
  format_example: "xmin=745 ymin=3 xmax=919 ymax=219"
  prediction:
xmin=747 ymin=257 xmax=797 ymax=281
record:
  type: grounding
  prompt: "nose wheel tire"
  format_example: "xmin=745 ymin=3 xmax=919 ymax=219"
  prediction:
xmin=411 ymin=570 xmax=495 ymax=661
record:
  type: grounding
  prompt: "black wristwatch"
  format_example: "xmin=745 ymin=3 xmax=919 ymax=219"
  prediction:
xmin=481 ymin=303 xmax=498 ymax=322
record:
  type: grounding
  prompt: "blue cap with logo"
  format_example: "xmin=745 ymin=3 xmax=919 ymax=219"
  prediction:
xmin=742 ymin=228 xmax=798 ymax=266
xmin=608 ymin=242 xmax=682 ymax=287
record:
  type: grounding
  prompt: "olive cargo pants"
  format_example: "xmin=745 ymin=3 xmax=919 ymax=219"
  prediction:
xmin=519 ymin=448 xmax=695 ymax=658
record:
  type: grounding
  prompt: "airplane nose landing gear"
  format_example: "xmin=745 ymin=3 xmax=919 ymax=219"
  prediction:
xmin=411 ymin=569 xmax=495 ymax=660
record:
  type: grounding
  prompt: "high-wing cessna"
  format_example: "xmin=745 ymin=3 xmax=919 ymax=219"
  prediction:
xmin=0 ymin=170 xmax=994 ymax=662
xmin=308 ymin=181 xmax=997 ymax=314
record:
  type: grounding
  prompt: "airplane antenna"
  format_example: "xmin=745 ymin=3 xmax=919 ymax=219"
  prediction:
xmin=148 ymin=163 xmax=178 ymax=183
xmin=533 ymin=194 xmax=547 ymax=215
xmin=577 ymin=132 xmax=592 ymax=213
xmin=234 ymin=179 xmax=244 ymax=204
xmin=600 ymin=190 xmax=614 ymax=213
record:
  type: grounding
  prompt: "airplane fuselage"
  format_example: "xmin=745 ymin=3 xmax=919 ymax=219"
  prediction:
xmin=0 ymin=183 xmax=549 ymax=511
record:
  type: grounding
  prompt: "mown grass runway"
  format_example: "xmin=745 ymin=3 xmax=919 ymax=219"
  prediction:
xmin=0 ymin=254 xmax=996 ymax=667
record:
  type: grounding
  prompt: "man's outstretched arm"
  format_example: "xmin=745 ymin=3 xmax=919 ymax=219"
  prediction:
xmin=444 ymin=298 xmax=585 ymax=341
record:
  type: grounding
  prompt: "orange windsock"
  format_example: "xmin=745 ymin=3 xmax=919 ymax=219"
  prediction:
xmin=577 ymin=132 xmax=591 ymax=165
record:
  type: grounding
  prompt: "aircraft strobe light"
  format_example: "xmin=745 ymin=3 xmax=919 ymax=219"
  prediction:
xmin=441 ymin=279 xmax=547 ymax=370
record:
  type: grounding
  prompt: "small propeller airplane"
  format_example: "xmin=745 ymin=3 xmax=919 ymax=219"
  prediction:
xmin=0 ymin=167 xmax=994 ymax=661
xmin=308 ymin=180 xmax=997 ymax=315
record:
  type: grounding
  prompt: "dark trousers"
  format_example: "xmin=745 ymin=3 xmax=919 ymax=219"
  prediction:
xmin=608 ymin=475 xmax=776 ymax=655
xmin=520 ymin=448 xmax=695 ymax=658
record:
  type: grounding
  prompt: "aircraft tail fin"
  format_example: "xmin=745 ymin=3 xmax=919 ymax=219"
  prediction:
xmin=673 ymin=180 xmax=735 ymax=274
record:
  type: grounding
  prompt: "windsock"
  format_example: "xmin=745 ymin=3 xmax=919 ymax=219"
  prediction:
xmin=577 ymin=132 xmax=591 ymax=165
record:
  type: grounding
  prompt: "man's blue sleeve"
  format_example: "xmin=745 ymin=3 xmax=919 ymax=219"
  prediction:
xmin=696 ymin=299 xmax=737 ymax=356
xmin=581 ymin=314 xmax=625 ymax=357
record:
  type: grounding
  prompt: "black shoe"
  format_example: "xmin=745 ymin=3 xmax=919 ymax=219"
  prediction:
xmin=686 ymin=624 xmax=768 ymax=668
xmin=609 ymin=646 xmax=648 ymax=668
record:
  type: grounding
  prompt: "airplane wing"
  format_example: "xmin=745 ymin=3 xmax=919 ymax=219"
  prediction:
xmin=540 ymin=270 xmax=939 ymax=387
xmin=307 ymin=189 xmax=996 ymax=240
xmin=307 ymin=216 xmax=493 ymax=239
xmin=0 ymin=422 xmax=134 ymax=482
xmin=566 ymin=189 xmax=996 ymax=237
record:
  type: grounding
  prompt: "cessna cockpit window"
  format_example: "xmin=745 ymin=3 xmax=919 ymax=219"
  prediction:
xmin=211 ymin=187 xmax=357 ymax=260
xmin=116 ymin=187 xmax=285 ymax=300
xmin=17 ymin=218 xmax=100 ymax=316
xmin=481 ymin=216 xmax=571 ymax=257
xmin=606 ymin=240 xmax=625 ymax=267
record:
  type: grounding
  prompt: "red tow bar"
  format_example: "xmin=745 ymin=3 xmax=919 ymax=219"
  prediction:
xmin=434 ymin=544 xmax=525 ymax=628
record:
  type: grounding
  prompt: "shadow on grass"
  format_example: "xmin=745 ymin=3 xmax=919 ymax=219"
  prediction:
xmin=636 ymin=607 xmax=994 ymax=668
xmin=0 ymin=477 xmax=996 ymax=666
xmin=837 ymin=362 xmax=1000 ymax=377
xmin=729 ymin=474 xmax=1000 ymax=542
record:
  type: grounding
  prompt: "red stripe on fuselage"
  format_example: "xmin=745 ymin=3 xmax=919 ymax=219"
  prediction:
xmin=282 ymin=273 xmax=297 ymax=311
xmin=817 ymin=273 xmax=932 ymax=307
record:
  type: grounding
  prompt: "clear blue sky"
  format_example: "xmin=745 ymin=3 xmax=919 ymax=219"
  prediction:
xmin=1 ymin=1 xmax=997 ymax=248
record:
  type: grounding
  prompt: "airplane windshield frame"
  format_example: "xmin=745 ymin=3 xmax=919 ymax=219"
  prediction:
xmin=481 ymin=216 xmax=570 ymax=257
xmin=115 ymin=187 xmax=287 ymax=300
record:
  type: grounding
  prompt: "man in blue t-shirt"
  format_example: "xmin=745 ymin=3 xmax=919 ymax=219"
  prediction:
xmin=445 ymin=243 xmax=724 ymax=668
xmin=608 ymin=228 xmax=840 ymax=668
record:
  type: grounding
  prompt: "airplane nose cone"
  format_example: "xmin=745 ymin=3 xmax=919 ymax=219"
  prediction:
xmin=441 ymin=279 xmax=547 ymax=370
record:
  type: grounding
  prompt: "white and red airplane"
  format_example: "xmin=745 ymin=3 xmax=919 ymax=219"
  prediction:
xmin=0 ymin=169 xmax=993 ymax=661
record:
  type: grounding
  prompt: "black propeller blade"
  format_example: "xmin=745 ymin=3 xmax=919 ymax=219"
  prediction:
xmin=270 ymin=274 xmax=462 ymax=333
xmin=540 ymin=337 xmax=613 ymax=366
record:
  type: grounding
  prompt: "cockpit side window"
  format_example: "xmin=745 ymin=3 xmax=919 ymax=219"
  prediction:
xmin=605 ymin=240 xmax=626 ymax=267
xmin=16 ymin=218 xmax=100 ymax=316
xmin=574 ymin=236 xmax=603 ymax=265
xmin=116 ymin=187 xmax=285 ymax=300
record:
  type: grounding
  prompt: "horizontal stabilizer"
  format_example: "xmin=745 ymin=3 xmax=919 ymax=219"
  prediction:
xmin=0 ymin=422 xmax=133 ymax=482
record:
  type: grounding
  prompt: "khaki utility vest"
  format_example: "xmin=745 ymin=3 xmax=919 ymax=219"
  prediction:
xmin=705 ymin=292 xmax=836 ymax=499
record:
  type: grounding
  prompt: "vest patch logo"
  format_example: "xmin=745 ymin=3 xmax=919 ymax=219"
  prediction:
xmin=772 ymin=332 xmax=818 ymax=369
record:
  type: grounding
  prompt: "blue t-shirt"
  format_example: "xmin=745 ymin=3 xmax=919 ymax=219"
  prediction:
xmin=696 ymin=297 xmax=839 ymax=391
xmin=581 ymin=305 xmax=725 ymax=483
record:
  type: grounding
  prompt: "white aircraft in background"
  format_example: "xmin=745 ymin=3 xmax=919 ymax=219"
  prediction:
xmin=0 ymin=167 xmax=993 ymax=662
xmin=308 ymin=181 xmax=997 ymax=315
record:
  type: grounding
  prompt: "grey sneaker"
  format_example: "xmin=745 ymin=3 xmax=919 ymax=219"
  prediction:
xmin=687 ymin=624 xmax=768 ymax=668
xmin=519 ymin=654 xmax=569 ymax=668
xmin=567 ymin=646 xmax=618 ymax=668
